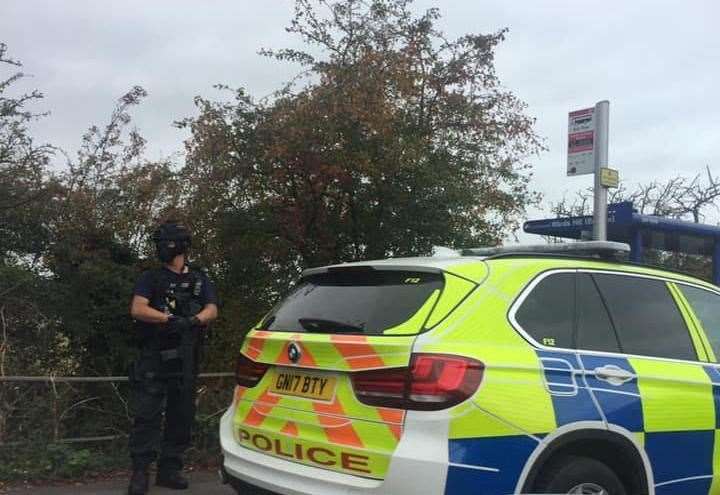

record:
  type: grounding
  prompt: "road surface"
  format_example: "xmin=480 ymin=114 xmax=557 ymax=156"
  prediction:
xmin=5 ymin=470 xmax=235 ymax=495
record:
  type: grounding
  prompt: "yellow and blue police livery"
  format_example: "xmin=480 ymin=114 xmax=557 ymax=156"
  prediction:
xmin=219 ymin=241 xmax=720 ymax=495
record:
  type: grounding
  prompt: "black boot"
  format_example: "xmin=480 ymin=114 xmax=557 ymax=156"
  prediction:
xmin=156 ymin=470 xmax=189 ymax=490
xmin=128 ymin=469 xmax=149 ymax=495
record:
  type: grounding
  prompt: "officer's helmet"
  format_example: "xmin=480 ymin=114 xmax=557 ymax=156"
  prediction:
xmin=153 ymin=221 xmax=192 ymax=262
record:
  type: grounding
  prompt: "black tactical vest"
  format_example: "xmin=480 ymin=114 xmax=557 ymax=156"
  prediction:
xmin=135 ymin=267 xmax=205 ymax=349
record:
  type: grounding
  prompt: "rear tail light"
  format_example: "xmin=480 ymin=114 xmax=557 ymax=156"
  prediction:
xmin=350 ymin=353 xmax=484 ymax=411
xmin=235 ymin=353 xmax=269 ymax=388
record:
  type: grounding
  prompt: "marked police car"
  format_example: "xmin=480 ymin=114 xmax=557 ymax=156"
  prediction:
xmin=220 ymin=241 xmax=720 ymax=495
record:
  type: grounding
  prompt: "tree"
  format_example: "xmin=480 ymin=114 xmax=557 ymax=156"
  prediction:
xmin=0 ymin=42 xmax=59 ymax=374
xmin=0 ymin=43 xmax=57 ymax=259
xmin=178 ymin=0 xmax=544 ymax=343
xmin=551 ymin=167 xmax=720 ymax=223
xmin=0 ymin=43 xmax=66 ymax=445
xmin=1 ymin=43 xmax=182 ymax=377
xmin=46 ymin=87 xmax=181 ymax=375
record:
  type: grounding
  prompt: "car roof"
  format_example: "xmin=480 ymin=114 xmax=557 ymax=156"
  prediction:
xmin=304 ymin=254 xmax=719 ymax=291
xmin=483 ymin=255 xmax=717 ymax=289
xmin=310 ymin=256 xmax=484 ymax=271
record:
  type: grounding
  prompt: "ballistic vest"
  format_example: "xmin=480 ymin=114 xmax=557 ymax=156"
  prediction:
xmin=135 ymin=267 xmax=205 ymax=349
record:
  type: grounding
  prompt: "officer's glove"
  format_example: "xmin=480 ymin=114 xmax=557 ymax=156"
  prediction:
xmin=167 ymin=315 xmax=200 ymax=332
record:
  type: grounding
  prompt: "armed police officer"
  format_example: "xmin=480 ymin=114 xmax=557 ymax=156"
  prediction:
xmin=127 ymin=221 xmax=218 ymax=495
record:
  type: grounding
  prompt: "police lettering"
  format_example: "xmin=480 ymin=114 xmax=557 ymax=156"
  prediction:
xmin=307 ymin=447 xmax=334 ymax=466
xmin=236 ymin=427 xmax=371 ymax=474
xmin=341 ymin=452 xmax=371 ymax=474
xmin=252 ymin=433 xmax=271 ymax=451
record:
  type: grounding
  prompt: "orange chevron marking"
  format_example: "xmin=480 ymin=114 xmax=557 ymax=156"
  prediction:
xmin=311 ymin=414 xmax=348 ymax=428
xmin=313 ymin=397 xmax=364 ymax=448
xmin=387 ymin=424 xmax=402 ymax=441
xmin=330 ymin=335 xmax=384 ymax=370
xmin=377 ymin=408 xmax=405 ymax=441
xmin=280 ymin=421 xmax=299 ymax=437
xmin=245 ymin=330 xmax=272 ymax=360
xmin=377 ymin=408 xmax=404 ymax=424
xmin=243 ymin=389 xmax=280 ymax=427
xmin=234 ymin=386 xmax=247 ymax=404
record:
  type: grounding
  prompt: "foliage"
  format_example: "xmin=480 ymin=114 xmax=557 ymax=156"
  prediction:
xmin=46 ymin=86 xmax=181 ymax=375
xmin=2 ymin=0 xmax=541 ymax=479
xmin=0 ymin=45 xmax=182 ymax=464
xmin=177 ymin=2 xmax=544 ymax=365
xmin=0 ymin=43 xmax=58 ymax=260
xmin=2 ymin=0 xmax=720 ymax=482
xmin=0 ymin=43 xmax=65 ymax=448
xmin=1 ymin=0 xmax=545 ymax=378
xmin=0 ymin=377 xmax=232 ymax=481
xmin=186 ymin=1 xmax=543 ymax=265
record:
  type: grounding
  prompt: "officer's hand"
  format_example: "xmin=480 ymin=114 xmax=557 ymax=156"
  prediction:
xmin=167 ymin=315 xmax=199 ymax=332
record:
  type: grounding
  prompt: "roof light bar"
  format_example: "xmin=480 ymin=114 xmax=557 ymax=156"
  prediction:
xmin=461 ymin=241 xmax=631 ymax=258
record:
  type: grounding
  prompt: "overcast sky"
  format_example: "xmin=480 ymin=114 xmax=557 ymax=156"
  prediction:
xmin=3 ymin=0 xmax=719 ymax=236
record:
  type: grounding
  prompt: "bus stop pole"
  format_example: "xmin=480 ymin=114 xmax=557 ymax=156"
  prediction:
xmin=593 ymin=100 xmax=610 ymax=241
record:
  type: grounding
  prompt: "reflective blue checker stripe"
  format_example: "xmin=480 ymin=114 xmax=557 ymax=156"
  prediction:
xmin=655 ymin=478 xmax=713 ymax=495
xmin=580 ymin=354 xmax=644 ymax=432
xmin=645 ymin=430 xmax=714 ymax=487
xmin=445 ymin=435 xmax=538 ymax=495
xmin=444 ymin=354 xmax=720 ymax=494
xmin=536 ymin=349 xmax=602 ymax=426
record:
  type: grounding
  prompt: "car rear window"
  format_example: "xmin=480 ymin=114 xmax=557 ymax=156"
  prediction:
xmin=592 ymin=273 xmax=697 ymax=361
xmin=261 ymin=270 xmax=444 ymax=335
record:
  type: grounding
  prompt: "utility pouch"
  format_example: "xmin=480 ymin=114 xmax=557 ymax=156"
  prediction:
xmin=129 ymin=359 xmax=159 ymax=383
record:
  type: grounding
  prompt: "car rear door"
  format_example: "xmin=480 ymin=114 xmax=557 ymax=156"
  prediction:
xmin=579 ymin=272 xmax=715 ymax=495
xmin=673 ymin=282 xmax=720 ymax=494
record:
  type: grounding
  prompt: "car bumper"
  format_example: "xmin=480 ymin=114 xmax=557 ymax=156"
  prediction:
xmin=219 ymin=404 xmax=450 ymax=495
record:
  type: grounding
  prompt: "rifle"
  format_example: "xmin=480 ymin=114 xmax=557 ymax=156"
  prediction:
xmin=164 ymin=279 xmax=205 ymax=391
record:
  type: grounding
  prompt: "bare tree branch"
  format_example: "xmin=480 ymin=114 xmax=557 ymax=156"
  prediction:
xmin=550 ymin=168 xmax=720 ymax=224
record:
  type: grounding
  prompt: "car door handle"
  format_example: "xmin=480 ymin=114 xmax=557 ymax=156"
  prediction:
xmin=594 ymin=365 xmax=635 ymax=386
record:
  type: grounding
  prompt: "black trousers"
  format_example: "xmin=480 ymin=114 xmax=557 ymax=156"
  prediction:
xmin=128 ymin=349 xmax=196 ymax=472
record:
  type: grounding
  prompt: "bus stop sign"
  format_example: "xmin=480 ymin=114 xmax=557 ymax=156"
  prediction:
xmin=567 ymin=107 xmax=595 ymax=176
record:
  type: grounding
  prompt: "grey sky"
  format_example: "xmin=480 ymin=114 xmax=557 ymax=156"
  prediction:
xmin=3 ymin=0 xmax=719 ymax=234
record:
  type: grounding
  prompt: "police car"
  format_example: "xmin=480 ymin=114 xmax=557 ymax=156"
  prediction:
xmin=219 ymin=241 xmax=720 ymax=495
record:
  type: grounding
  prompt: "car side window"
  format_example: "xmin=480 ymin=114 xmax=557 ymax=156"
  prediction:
xmin=575 ymin=273 xmax=622 ymax=354
xmin=592 ymin=273 xmax=697 ymax=361
xmin=678 ymin=284 xmax=720 ymax=360
xmin=515 ymin=272 xmax=574 ymax=348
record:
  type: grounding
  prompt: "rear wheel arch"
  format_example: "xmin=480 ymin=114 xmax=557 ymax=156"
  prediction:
xmin=517 ymin=425 xmax=652 ymax=495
